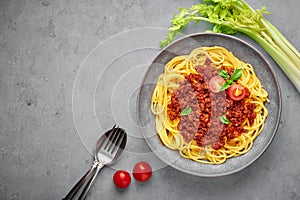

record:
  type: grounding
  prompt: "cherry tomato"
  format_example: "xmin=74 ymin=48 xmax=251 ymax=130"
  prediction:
xmin=227 ymin=84 xmax=246 ymax=101
xmin=113 ymin=170 xmax=131 ymax=189
xmin=132 ymin=162 xmax=152 ymax=182
xmin=209 ymin=76 xmax=225 ymax=93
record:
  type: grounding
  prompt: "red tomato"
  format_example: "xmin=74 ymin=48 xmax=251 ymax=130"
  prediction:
xmin=113 ymin=170 xmax=131 ymax=189
xmin=209 ymin=76 xmax=225 ymax=93
xmin=227 ymin=84 xmax=246 ymax=101
xmin=132 ymin=162 xmax=152 ymax=182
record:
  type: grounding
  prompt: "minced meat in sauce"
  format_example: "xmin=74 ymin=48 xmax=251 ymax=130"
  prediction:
xmin=167 ymin=60 xmax=256 ymax=150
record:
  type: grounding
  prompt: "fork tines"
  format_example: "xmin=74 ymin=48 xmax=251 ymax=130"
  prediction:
xmin=102 ymin=126 xmax=126 ymax=154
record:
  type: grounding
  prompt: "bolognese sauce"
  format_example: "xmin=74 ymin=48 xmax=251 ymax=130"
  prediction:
xmin=167 ymin=61 xmax=257 ymax=150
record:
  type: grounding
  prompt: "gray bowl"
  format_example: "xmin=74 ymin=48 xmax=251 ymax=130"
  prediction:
xmin=137 ymin=33 xmax=281 ymax=177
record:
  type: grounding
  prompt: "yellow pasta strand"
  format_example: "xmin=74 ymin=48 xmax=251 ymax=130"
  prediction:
xmin=151 ymin=46 xmax=269 ymax=164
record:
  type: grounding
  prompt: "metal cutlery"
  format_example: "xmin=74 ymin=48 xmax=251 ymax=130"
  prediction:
xmin=63 ymin=125 xmax=127 ymax=200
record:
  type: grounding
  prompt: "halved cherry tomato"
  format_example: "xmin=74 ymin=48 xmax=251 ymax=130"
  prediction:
xmin=132 ymin=161 xmax=152 ymax=182
xmin=113 ymin=170 xmax=131 ymax=189
xmin=227 ymin=84 xmax=246 ymax=101
xmin=208 ymin=76 xmax=225 ymax=93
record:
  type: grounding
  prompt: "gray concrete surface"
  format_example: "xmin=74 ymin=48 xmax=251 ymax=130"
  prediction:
xmin=0 ymin=0 xmax=299 ymax=199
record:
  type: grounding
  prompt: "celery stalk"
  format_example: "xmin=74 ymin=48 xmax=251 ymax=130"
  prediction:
xmin=160 ymin=0 xmax=300 ymax=92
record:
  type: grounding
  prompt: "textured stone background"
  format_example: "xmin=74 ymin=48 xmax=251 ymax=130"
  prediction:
xmin=0 ymin=0 xmax=299 ymax=200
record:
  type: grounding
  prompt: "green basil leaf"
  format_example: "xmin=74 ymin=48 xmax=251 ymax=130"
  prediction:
xmin=218 ymin=69 xmax=229 ymax=79
xmin=227 ymin=79 xmax=234 ymax=85
xmin=220 ymin=82 xmax=231 ymax=91
xmin=230 ymin=68 xmax=242 ymax=81
xmin=180 ymin=107 xmax=192 ymax=116
xmin=220 ymin=115 xmax=232 ymax=125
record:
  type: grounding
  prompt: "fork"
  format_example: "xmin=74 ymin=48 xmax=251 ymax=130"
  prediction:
xmin=63 ymin=125 xmax=127 ymax=200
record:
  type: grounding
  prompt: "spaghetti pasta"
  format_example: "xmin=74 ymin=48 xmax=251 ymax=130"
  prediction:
xmin=151 ymin=46 xmax=269 ymax=164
